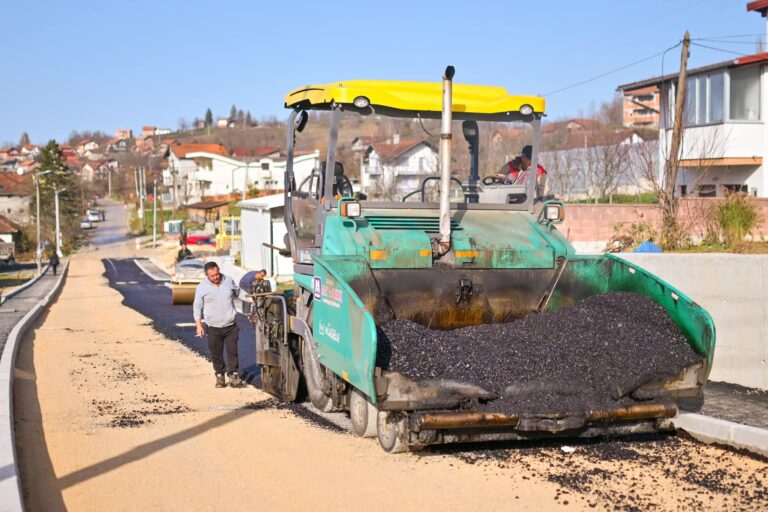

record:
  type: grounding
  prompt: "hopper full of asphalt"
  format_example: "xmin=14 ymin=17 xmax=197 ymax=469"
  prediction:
xmin=376 ymin=292 xmax=702 ymax=416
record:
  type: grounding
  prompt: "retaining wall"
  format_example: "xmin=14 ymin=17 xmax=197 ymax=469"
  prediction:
xmin=560 ymin=198 xmax=768 ymax=247
xmin=617 ymin=253 xmax=768 ymax=390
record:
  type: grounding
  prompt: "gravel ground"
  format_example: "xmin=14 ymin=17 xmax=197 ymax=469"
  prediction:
xmin=377 ymin=292 xmax=701 ymax=415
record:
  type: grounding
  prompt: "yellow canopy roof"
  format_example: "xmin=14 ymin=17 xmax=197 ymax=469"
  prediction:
xmin=285 ymin=80 xmax=545 ymax=118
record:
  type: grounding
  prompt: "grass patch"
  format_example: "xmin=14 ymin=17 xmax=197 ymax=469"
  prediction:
xmin=567 ymin=193 xmax=658 ymax=205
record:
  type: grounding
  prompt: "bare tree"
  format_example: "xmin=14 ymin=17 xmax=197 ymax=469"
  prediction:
xmin=582 ymin=133 xmax=632 ymax=202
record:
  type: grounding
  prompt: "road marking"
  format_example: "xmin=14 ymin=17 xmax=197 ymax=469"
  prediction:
xmin=175 ymin=322 xmax=196 ymax=327
xmin=115 ymin=281 xmax=139 ymax=285
xmin=105 ymin=258 xmax=117 ymax=275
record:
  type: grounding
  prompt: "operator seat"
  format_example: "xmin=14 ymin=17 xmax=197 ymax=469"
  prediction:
xmin=320 ymin=161 xmax=354 ymax=197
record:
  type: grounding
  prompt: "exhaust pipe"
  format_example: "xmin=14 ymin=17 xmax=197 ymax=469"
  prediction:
xmin=436 ymin=65 xmax=455 ymax=257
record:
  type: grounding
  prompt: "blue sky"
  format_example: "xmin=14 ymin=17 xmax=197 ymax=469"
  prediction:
xmin=1 ymin=0 xmax=765 ymax=144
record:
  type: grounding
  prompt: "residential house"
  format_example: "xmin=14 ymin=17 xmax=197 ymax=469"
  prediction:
xmin=216 ymin=116 xmax=233 ymax=129
xmin=231 ymin=146 xmax=281 ymax=159
xmin=155 ymin=128 xmax=171 ymax=136
xmin=618 ymin=49 xmax=768 ymax=196
xmin=106 ymin=137 xmax=129 ymax=152
xmin=60 ymin=144 xmax=76 ymax=158
xmin=183 ymin=149 xmax=320 ymax=200
xmin=82 ymin=161 xmax=109 ymax=182
xmin=621 ymin=85 xmax=661 ymax=128
xmin=114 ymin=129 xmax=133 ymax=139
xmin=134 ymin=135 xmax=155 ymax=154
xmin=0 ymin=215 xmax=22 ymax=245
xmin=163 ymin=143 xmax=229 ymax=205
xmin=360 ymin=138 xmax=439 ymax=198
xmin=142 ymin=126 xmax=156 ymax=137
xmin=0 ymin=173 xmax=32 ymax=224
xmin=17 ymin=158 xmax=39 ymax=174
xmin=19 ymin=145 xmax=41 ymax=158
xmin=540 ymin=129 xmax=649 ymax=200
xmin=76 ymin=140 xmax=99 ymax=156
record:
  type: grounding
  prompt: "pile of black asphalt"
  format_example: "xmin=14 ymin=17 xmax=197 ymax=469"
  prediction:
xmin=376 ymin=292 xmax=702 ymax=416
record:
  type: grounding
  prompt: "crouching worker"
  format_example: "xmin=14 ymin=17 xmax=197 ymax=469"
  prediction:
xmin=193 ymin=261 xmax=245 ymax=388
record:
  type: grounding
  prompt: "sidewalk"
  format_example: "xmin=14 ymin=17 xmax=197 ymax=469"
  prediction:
xmin=0 ymin=264 xmax=68 ymax=512
xmin=0 ymin=267 xmax=61 ymax=360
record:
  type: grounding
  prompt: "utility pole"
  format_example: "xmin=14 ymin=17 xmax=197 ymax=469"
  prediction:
xmin=662 ymin=31 xmax=690 ymax=248
xmin=153 ymin=179 xmax=158 ymax=248
xmin=108 ymin=168 xmax=112 ymax=198
xmin=35 ymin=174 xmax=42 ymax=275
xmin=134 ymin=167 xmax=140 ymax=198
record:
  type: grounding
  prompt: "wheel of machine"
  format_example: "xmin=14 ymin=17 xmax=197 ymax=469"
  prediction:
xmin=349 ymin=389 xmax=377 ymax=438
xmin=377 ymin=411 xmax=408 ymax=453
xmin=301 ymin=339 xmax=333 ymax=413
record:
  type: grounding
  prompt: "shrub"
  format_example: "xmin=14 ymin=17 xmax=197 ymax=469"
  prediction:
xmin=712 ymin=193 xmax=760 ymax=248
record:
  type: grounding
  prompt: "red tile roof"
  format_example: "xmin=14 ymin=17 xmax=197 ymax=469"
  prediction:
xmin=0 ymin=214 xmax=21 ymax=234
xmin=170 ymin=143 xmax=229 ymax=158
xmin=231 ymin=146 xmax=280 ymax=158
xmin=543 ymin=118 xmax=601 ymax=134
xmin=368 ymin=139 xmax=434 ymax=163
xmin=747 ymin=0 xmax=768 ymax=13
xmin=0 ymin=173 xmax=32 ymax=196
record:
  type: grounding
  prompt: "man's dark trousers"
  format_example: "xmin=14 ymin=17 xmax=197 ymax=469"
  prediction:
xmin=206 ymin=323 xmax=240 ymax=374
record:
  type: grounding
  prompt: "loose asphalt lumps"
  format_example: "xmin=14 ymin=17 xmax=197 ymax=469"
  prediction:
xmin=377 ymin=291 xmax=701 ymax=416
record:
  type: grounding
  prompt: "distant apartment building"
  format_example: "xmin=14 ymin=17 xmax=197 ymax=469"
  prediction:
xmin=620 ymin=85 xmax=661 ymax=128
xmin=115 ymin=129 xmax=133 ymax=139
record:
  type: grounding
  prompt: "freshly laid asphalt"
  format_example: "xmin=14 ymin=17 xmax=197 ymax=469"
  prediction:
xmin=101 ymin=258 xmax=259 ymax=377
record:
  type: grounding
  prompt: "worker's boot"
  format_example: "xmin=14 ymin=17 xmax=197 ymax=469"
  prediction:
xmin=215 ymin=374 xmax=226 ymax=388
xmin=228 ymin=372 xmax=245 ymax=388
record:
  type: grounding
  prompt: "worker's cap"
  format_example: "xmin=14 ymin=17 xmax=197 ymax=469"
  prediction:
xmin=522 ymin=145 xmax=533 ymax=160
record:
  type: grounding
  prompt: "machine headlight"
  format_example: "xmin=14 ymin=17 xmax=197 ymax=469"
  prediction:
xmin=545 ymin=204 xmax=564 ymax=222
xmin=520 ymin=104 xmax=534 ymax=116
xmin=340 ymin=200 xmax=361 ymax=218
xmin=353 ymin=96 xmax=370 ymax=108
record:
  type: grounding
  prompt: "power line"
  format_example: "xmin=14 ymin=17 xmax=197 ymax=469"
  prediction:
xmin=690 ymin=42 xmax=748 ymax=57
xmin=545 ymin=42 xmax=681 ymax=96
xmin=692 ymin=33 xmax=764 ymax=40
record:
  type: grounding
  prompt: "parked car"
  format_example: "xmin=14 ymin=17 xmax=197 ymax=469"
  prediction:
xmin=186 ymin=233 xmax=214 ymax=246
xmin=86 ymin=209 xmax=104 ymax=222
xmin=80 ymin=218 xmax=94 ymax=229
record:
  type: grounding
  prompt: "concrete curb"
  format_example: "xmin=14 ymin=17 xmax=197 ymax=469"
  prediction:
xmin=134 ymin=258 xmax=170 ymax=282
xmin=0 ymin=261 xmax=69 ymax=512
xmin=673 ymin=411 xmax=768 ymax=458
xmin=0 ymin=265 xmax=50 ymax=306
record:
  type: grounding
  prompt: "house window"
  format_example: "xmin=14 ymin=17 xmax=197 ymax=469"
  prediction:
xmin=729 ymin=66 xmax=761 ymax=121
xmin=709 ymin=72 xmax=724 ymax=123
xmin=723 ymin=184 xmax=748 ymax=194
xmin=679 ymin=185 xmax=687 ymax=197
xmin=698 ymin=184 xmax=717 ymax=197
xmin=261 ymin=162 xmax=269 ymax=170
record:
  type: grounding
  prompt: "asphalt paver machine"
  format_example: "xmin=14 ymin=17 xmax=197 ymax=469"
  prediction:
xmin=252 ymin=68 xmax=716 ymax=452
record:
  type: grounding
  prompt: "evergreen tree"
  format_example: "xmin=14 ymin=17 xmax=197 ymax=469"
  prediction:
xmin=37 ymin=140 xmax=80 ymax=253
xmin=245 ymin=111 xmax=253 ymax=127
xmin=236 ymin=109 xmax=245 ymax=127
xmin=19 ymin=132 xmax=30 ymax=147
xmin=205 ymin=108 xmax=213 ymax=127
xmin=229 ymin=104 xmax=237 ymax=121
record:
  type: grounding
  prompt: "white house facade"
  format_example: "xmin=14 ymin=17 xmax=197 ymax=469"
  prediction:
xmin=183 ymin=150 xmax=321 ymax=202
xmin=620 ymin=51 xmax=768 ymax=198
xmin=361 ymin=140 xmax=438 ymax=198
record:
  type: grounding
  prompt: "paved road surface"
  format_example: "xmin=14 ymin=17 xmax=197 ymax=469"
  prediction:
xmin=102 ymin=257 xmax=259 ymax=377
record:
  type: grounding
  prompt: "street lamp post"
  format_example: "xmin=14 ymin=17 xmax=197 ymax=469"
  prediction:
xmin=21 ymin=169 xmax=52 ymax=275
xmin=54 ymin=187 xmax=67 ymax=257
